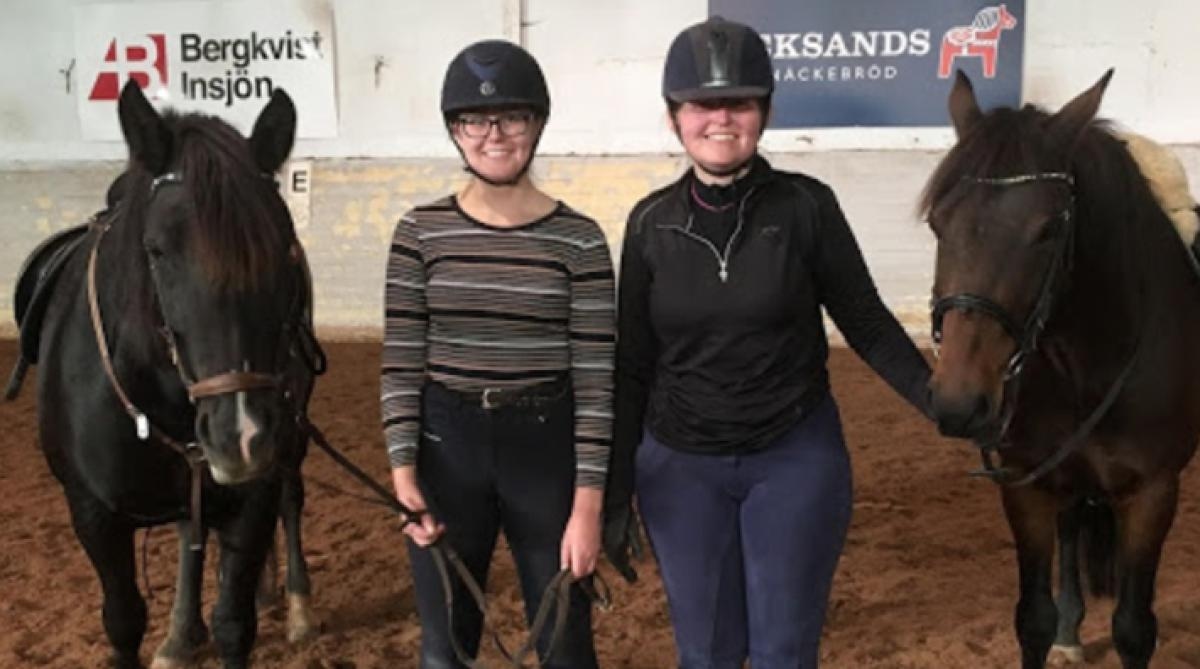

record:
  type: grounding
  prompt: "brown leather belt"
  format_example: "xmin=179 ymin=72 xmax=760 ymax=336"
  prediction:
xmin=430 ymin=375 xmax=569 ymax=410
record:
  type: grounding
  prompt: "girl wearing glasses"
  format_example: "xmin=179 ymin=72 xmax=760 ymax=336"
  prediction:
xmin=604 ymin=17 xmax=932 ymax=668
xmin=381 ymin=40 xmax=613 ymax=668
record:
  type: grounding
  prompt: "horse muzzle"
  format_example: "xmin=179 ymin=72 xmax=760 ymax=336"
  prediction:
xmin=194 ymin=384 xmax=283 ymax=485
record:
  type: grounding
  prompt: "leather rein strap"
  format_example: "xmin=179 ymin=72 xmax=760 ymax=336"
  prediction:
xmin=87 ymin=219 xmax=207 ymax=549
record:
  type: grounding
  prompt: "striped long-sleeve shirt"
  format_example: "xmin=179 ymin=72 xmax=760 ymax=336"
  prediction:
xmin=381 ymin=196 xmax=616 ymax=488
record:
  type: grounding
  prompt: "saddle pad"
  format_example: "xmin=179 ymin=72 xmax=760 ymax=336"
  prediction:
xmin=14 ymin=223 xmax=91 ymax=364
xmin=1120 ymin=132 xmax=1199 ymax=245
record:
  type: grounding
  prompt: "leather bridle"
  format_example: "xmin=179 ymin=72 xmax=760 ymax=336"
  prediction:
xmin=931 ymin=172 xmax=1077 ymax=383
xmin=86 ymin=171 xmax=305 ymax=548
xmin=929 ymin=172 xmax=1140 ymax=486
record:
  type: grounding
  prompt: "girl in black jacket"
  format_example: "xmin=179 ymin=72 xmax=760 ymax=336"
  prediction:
xmin=604 ymin=17 xmax=931 ymax=669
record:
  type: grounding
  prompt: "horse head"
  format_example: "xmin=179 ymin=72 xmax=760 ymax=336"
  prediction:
xmin=921 ymin=69 xmax=1112 ymax=440
xmin=115 ymin=80 xmax=301 ymax=484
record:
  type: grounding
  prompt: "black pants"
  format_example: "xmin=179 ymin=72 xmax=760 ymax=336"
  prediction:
xmin=407 ymin=381 xmax=598 ymax=669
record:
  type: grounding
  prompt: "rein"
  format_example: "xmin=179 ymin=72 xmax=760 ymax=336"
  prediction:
xmin=86 ymin=217 xmax=207 ymax=549
xmin=930 ymin=172 xmax=1142 ymax=487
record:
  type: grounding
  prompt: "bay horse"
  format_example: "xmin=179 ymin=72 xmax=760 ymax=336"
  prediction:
xmin=21 ymin=80 xmax=319 ymax=668
xmin=924 ymin=69 xmax=1200 ymax=668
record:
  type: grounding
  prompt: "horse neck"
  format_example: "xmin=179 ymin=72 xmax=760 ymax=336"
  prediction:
xmin=1053 ymin=192 xmax=1170 ymax=360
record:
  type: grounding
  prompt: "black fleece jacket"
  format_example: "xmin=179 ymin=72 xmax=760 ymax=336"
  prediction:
xmin=607 ymin=156 xmax=930 ymax=505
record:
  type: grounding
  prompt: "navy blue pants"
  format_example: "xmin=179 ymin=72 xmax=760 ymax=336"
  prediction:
xmin=406 ymin=382 xmax=598 ymax=669
xmin=637 ymin=395 xmax=853 ymax=669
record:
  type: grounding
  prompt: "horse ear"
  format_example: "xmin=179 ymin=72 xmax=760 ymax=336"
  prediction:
xmin=948 ymin=69 xmax=983 ymax=138
xmin=1047 ymin=69 xmax=1114 ymax=154
xmin=249 ymin=88 xmax=296 ymax=174
xmin=117 ymin=80 xmax=172 ymax=174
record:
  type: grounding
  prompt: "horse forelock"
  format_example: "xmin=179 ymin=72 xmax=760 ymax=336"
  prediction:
xmin=920 ymin=106 xmax=1051 ymax=218
xmin=171 ymin=114 xmax=294 ymax=294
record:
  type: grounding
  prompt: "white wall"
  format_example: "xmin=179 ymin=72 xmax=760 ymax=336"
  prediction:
xmin=1 ymin=0 xmax=1198 ymax=336
xmin=2 ymin=0 xmax=1198 ymax=162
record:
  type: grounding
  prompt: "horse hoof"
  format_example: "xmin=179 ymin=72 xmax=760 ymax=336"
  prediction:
xmin=152 ymin=630 xmax=206 ymax=669
xmin=150 ymin=654 xmax=198 ymax=669
xmin=1048 ymin=644 xmax=1085 ymax=666
xmin=286 ymin=593 xmax=322 ymax=643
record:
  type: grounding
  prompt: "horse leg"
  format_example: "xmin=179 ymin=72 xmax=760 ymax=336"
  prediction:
xmin=280 ymin=464 xmax=319 ymax=642
xmin=1112 ymin=475 xmax=1178 ymax=669
xmin=255 ymin=526 xmax=280 ymax=608
xmin=1049 ymin=501 xmax=1086 ymax=665
xmin=69 ymin=497 xmax=147 ymax=669
xmin=151 ymin=521 xmax=210 ymax=669
xmin=1002 ymin=486 xmax=1059 ymax=669
xmin=210 ymin=486 xmax=279 ymax=669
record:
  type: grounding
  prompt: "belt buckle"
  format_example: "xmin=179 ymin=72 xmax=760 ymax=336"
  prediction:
xmin=481 ymin=387 xmax=498 ymax=410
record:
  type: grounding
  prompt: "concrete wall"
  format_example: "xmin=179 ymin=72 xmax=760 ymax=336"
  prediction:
xmin=2 ymin=0 xmax=1198 ymax=339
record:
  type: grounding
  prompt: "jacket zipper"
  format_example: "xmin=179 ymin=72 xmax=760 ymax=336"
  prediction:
xmin=663 ymin=185 xmax=758 ymax=283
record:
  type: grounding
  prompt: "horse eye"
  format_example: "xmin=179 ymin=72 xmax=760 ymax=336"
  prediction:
xmin=1033 ymin=214 xmax=1065 ymax=244
xmin=144 ymin=244 xmax=165 ymax=259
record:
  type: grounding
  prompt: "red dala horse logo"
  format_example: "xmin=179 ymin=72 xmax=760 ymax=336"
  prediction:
xmin=938 ymin=4 xmax=1018 ymax=79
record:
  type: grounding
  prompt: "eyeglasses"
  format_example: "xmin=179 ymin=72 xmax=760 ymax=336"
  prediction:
xmin=455 ymin=111 xmax=535 ymax=138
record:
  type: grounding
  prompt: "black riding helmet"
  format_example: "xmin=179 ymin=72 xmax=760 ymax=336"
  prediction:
xmin=663 ymin=16 xmax=774 ymax=103
xmin=441 ymin=40 xmax=550 ymax=119
xmin=441 ymin=40 xmax=550 ymax=187
xmin=663 ymin=17 xmax=773 ymax=178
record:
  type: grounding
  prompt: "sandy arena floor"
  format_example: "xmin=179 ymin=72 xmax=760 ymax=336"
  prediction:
xmin=3 ymin=340 xmax=1200 ymax=668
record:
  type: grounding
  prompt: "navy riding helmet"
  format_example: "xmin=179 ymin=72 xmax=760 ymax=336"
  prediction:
xmin=662 ymin=16 xmax=774 ymax=103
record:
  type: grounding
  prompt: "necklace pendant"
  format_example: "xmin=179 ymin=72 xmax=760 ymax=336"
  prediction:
xmin=719 ymin=267 xmax=728 ymax=282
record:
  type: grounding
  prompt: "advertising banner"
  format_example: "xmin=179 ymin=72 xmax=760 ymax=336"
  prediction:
xmin=74 ymin=2 xmax=338 ymax=139
xmin=708 ymin=0 xmax=1025 ymax=127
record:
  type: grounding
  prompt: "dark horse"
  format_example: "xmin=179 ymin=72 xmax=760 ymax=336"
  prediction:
xmin=924 ymin=69 xmax=1200 ymax=668
xmin=17 ymin=80 xmax=320 ymax=668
